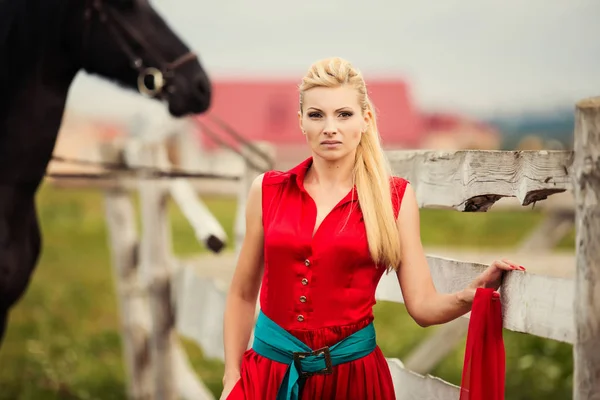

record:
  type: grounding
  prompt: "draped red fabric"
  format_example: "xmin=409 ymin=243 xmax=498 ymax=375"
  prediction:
xmin=460 ymin=288 xmax=506 ymax=400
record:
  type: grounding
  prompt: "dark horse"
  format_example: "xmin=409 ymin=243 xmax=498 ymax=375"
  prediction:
xmin=0 ymin=0 xmax=212 ymax=346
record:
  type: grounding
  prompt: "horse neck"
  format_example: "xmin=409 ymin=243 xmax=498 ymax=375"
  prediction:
xmin=0 ymin=0 xmax=80 ymax=188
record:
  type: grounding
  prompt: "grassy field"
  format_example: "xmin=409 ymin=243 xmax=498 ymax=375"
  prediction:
xmin=0 ymin=184 xmax=574 ymax=399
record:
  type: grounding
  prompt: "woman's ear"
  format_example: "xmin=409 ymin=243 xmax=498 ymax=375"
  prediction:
xmin=363 ymin=111 xmax=373 ymax=130
xmin=362 ymin=111 xmax=371 ymax=132
xmin=298 ymin=111 xmax=305 ymax=135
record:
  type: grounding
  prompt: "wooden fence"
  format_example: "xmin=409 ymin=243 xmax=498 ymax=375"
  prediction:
xmin=95 ymin=96 xmax=599 ymax=399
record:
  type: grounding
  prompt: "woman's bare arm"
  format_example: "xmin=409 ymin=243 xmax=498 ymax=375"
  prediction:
xmin=395 ymin=183 xmax=519 ymax=327
xmin=222 ymin=173 xmax=266 ymax=382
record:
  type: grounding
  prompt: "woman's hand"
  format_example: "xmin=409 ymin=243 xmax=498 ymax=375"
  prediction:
xmin=458 ymin=259 xmax=525 ymax=304
xmin=219 ymin=372 xmax=241 ymax=400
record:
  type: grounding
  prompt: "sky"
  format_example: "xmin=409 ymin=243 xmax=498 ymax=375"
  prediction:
xmin=65 ymin=0 xmax=600 ymax=122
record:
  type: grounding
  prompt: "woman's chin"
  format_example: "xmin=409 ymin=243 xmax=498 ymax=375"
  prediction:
xmin=313 ymin=148 xmax=354 ymax=162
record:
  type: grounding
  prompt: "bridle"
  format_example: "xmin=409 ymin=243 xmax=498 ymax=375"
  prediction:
xmin=48 ymin=0 xmax=276 ymax=182
xmin=82 ymin=0 xmax=198 ymax=98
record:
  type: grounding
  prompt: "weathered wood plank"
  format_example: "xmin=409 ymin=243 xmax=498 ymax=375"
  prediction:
xmin=154 ymin=141 xmax=228 ymax=253
xmin=387 ymin=358 xmax=460 ymax=400
xmin=572 ymin=97 xmax=600 ymax=400
xmin=183 ymin=250 xmax=575 ymax=344
xmin=425 ymin=247 xmax=575 ymax=279
xmin=387 ymin=149 xmax=574 ymax=211
xmin=376 ymin=255 xmax=574 ymax=343
xmin=170 ymin=179 xmax=228 ymax=253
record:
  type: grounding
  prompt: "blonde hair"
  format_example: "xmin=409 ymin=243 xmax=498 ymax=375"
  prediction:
xmin=299 ymin=57 xmax=402 ymax=271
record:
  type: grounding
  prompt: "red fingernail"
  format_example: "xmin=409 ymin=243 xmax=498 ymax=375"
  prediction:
xmin=519 ymin=266 xmax=526 ymax=271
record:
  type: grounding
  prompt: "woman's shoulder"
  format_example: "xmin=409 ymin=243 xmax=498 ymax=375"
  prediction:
xmin=263 ymin=157 xmax=312 ymax=188
xmin=389 ymin=176 xmax=411 ymax=215
xmin=390 ymin=175 xmax=410 ymax=193
xmin=262 ymin=169 xmax=293 ymax=187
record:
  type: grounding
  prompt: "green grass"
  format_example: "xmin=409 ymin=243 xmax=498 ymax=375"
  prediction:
xmin=0 ymin=184 xmax=574 ymax=399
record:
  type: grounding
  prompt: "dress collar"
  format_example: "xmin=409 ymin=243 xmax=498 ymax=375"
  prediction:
xmin=288 ymin=157 xmax=358 ymax=205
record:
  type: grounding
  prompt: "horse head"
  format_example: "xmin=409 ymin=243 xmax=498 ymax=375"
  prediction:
xmin=70 ymin=0 xmax=211 ymax=117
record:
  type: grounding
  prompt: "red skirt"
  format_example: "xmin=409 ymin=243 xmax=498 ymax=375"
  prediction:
xmin=227 ymin=318 xmax=396 ymax=400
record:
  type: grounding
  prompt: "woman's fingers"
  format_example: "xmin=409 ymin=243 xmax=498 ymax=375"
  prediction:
xmin=496 ymin=259 xmax=526 ymax=271
xmin=491 ymin=259 xmax=513 ymax=271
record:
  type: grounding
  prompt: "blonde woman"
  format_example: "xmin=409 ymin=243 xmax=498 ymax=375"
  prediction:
xmin=220 ymin=57 xmax=523 ymax=400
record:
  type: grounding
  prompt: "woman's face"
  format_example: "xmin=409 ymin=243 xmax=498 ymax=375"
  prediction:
xmin=299 ymin=85 xmax=369 ymax=162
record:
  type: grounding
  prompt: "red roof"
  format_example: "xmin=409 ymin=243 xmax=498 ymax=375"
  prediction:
xmin=195 ymin=79 xmax=423 ymax=150
xmin=421 ymin=112 xmax=498 ymax=134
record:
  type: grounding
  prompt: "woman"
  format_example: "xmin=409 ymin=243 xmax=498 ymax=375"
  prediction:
xmin=220 ymin=57 xmax=524 ymax=400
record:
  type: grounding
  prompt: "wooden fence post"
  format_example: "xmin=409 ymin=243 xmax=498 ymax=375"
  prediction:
xmin=100 ymin=143 xmax=153 ymax=400
xmin=104 ymin=189 xmax=154 ymax=399
xmin=573 ymin=97 xmax=600 ymax=400
xmin=134 ymin=142 xmax=177 ymax=400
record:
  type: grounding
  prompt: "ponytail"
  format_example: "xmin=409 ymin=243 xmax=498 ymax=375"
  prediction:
xmin=354 ymin=99 xmax=402 ymax=271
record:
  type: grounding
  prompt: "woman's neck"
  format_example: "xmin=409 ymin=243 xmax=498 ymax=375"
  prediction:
xmin=306 ymin=153 xmax=355 ymax=189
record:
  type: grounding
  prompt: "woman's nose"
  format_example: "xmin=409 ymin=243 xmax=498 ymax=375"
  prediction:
xmin=323 ymin=119 xmax=338 ymax=135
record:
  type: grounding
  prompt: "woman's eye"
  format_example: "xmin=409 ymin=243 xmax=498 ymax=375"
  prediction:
xmin=308 ymin=112 xmax=321 ymax=118
xmin=340 ymin=112 xmax=353 ymax=118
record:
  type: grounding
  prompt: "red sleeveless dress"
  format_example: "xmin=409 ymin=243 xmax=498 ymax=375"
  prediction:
xmin=227 ymin=157 xmax=407 ymax=400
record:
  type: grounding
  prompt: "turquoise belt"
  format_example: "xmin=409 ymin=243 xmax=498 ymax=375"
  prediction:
xmin=251 ymin=311 xmax=377 ymax=400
